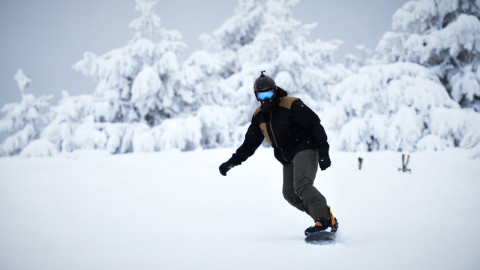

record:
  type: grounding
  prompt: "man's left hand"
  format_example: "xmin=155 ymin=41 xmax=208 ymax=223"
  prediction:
xmin=318 ymin=145 xmax=331 ymax=171
xmin=319 ymin=154 xmax=331 ymax=170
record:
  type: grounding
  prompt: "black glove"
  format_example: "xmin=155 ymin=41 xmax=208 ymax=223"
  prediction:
xmin=319 ymin=154 xmax=331 ymax=171
xmin=219 ymin=160 xmax=235 ymax=176
xmin=318 ymin=143 xmax=331 ymax=171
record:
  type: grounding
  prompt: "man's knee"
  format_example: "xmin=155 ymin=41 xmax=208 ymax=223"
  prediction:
xmin=294 ymin=177 xmax=313 ymax=197
xmin=282 ymin=187 xmax=296 ymax=203
xmin=283 ymin=188 xmax=307 ymax=211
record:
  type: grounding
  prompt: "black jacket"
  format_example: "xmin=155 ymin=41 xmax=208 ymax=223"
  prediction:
xmin=230 ymin=94 xmax=329 ymax=165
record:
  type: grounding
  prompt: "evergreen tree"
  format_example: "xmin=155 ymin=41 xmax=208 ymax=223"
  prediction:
xmin=0 ymin=69 xmax=52 ymax=155
xmin=325 ymin=0 xmax=480 ymax=155
xmin=175 ymin=0 xmax=350 ymax=150
xmin=73 ymin=0 xmax=187 ymax=127
xmin=186 ymin=0 xmax=348 ymax=110
xmin=41 ymin=91 xmax=97 ymax=153
xmin=377 ymin=0 xmax=480 ymax=110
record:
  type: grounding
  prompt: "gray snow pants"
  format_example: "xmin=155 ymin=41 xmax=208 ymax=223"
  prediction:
xmin=282 ymin=148 xmax=329 ymax=221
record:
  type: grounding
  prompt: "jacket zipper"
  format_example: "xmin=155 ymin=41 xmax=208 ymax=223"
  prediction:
xmin=269 ymin=111 xmax=289 ymax=162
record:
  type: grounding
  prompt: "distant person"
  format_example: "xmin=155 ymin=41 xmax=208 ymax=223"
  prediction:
xmin=219 ymin=71 xmax=338 ymax=236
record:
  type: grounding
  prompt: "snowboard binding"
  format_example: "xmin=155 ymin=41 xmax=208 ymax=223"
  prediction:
xmin=305 ymin=207 xmax=338 ymax=236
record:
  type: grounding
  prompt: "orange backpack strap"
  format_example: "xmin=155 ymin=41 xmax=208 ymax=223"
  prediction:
xmin=253 ymin=106 xmax=261 ymax=116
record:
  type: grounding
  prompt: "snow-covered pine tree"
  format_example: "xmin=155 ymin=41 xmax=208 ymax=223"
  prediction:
xmin=326 ymin=0 xmax=480 ymax=157
xmin=176 ymin=0 xmax=350 ymax=149
xmin=65 ymin=0 xmax=201 ymax=153
xmin=0 ymin=69 xmax=53 ymax=156
xmin=41 ymin=91 xmax=106 ymax=153
xmin=377 ymin=0 xmax=480 ymax=110
xmin=73 ymin=0 xmax=188 ymax=127
xmin=193 ymin=0 xmax=349 ymax=108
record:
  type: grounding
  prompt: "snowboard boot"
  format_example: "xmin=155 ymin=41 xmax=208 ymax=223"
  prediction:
xmin=304 ymin=206 xmax=338 ymax=236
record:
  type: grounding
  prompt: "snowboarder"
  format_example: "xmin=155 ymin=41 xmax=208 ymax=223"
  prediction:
xmin=219 ymin=71 xmax=338 ymax=236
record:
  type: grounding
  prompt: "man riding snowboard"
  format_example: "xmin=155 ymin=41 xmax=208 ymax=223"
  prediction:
xmin=219 ymin=71 xmax=338 ymax=236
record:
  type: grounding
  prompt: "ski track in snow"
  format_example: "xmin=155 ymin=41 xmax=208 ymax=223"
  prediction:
xmin=0 ymin=148 xmax=479 ymax=270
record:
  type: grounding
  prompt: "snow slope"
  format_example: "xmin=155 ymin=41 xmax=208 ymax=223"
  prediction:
xmin=0 ymin=148 xmax=479 ymax=270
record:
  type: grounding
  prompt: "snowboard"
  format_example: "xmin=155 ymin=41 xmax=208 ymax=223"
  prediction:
xmin=305 ymin=231 xmax=336 ymax=244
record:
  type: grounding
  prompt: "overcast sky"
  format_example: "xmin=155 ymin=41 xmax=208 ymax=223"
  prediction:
xmin=0 ymin=0 xmax=410 ymax=108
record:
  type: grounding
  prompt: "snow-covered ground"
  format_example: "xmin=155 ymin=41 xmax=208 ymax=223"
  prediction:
xmin=0 ymin=148 xmax=479 ymax=270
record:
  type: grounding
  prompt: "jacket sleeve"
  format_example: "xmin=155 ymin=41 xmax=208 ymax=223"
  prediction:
xmin=229 ymin=114 xmax=264 ymax=165
xmin=290 ymin=99 xmax=329 ymax=154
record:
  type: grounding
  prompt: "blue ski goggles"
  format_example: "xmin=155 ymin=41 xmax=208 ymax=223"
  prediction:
xmin=256 ymin=89 xmax=275 ymax=101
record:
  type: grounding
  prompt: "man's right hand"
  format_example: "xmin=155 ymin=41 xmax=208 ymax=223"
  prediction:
xmin=219 ymin=161 xmax=234 ymax=176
